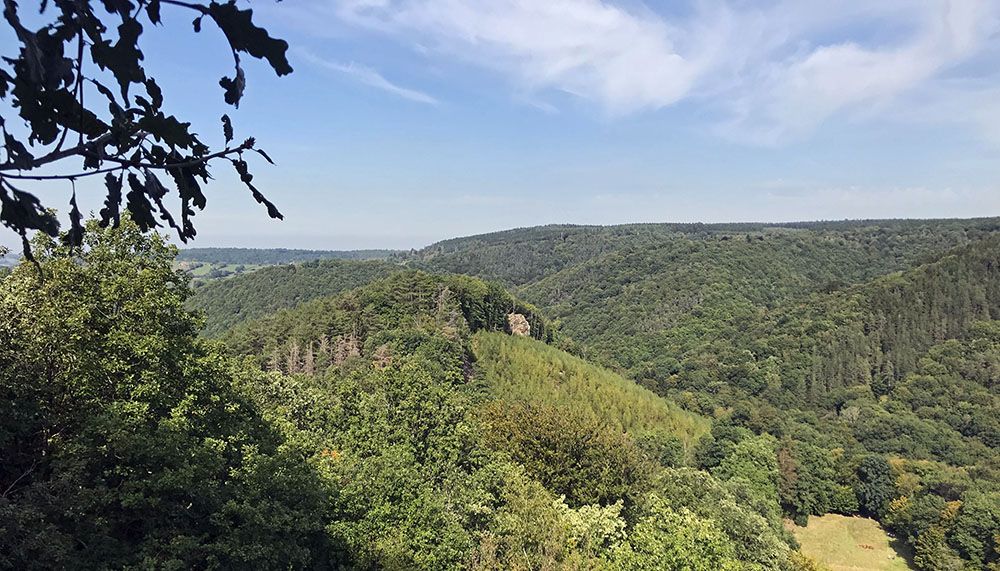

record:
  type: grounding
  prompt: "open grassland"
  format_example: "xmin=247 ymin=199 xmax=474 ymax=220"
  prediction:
xmin=788 ymin=514 xmax=913 ymax=571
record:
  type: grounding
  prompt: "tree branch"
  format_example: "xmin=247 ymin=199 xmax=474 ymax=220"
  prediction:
xmin=0 ymin=141 xmax=256 ymax=181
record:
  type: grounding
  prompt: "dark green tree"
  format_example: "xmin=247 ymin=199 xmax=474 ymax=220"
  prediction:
xmin=856 ymin=455 xmax=896 ymax=518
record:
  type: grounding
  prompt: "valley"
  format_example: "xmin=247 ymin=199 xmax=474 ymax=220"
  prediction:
xmin=4 ymin=218 xmax=998 ymax=569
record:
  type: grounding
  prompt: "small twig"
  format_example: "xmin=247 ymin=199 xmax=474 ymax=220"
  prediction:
xmin=0 ymin=142 xmax=253 ymax=181
xmin=160 ymin=0 xmax=209 ymax=14
xmin=1 ymin=459 xmax=38 ymax=498
xmin=76 ymin=28 xmax=85 ymax=146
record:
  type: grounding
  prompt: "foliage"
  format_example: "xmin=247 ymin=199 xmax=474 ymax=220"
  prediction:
xmin=609 ymin=497 xmax=741 ymax=571
xmin=857 ymin=456 xmax=898 ymax=519
xmin=477 ymin=400 xmax=653 ymax=508
xmin=188 ymin=258 xmax=401 ymax=336
xmin=0 ymin=221 xmax=330 ymax=569
xmin=0 ymin=0 xmax=291 ymax=258
xmin=471 ymin=332 xmax=709 ymax=454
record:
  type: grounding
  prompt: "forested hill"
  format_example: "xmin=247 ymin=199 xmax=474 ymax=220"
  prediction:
xmin=223 ymin=271 xmax=553 ymax=373
xmin=189 ymin=218 xmax=1000 ymax=338
xmin=404 ymin=218 xmax=1000 ymax=287
xmin=177 ymin=247 xmax=398 ymax=265
xmin=187 ymin=259 xmax=402 ymax=336
xmin=191 ymin=218 xmax=1000 ymax=570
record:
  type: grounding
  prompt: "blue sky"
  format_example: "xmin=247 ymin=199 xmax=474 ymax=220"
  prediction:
xmin=7 ymin=0 xmax=1000 ymax=250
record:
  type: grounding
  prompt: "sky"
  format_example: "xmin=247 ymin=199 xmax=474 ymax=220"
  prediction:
xmin=6 ymin=0 xmax=1000 ymax=250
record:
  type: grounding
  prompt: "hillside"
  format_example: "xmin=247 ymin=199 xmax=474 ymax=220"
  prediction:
xmin=177 ymin=247 xmax=398 ymax=265
xmin=406 ymin=219 xmax=1000 ymax=288
xmin=187 ymin=259 xmax=402 ymax=336
xmin=188 ymin=218 xmax=1000 ymax=341
xmin=472 ymin=332 xmax=709 ymax=456
xmin=212 ymin=266 xmax=804 ymax=569
xmin=8 ymin=220 xmax=999 ymax=570
xmin=224 ymin=270 xmax=552 ymax=373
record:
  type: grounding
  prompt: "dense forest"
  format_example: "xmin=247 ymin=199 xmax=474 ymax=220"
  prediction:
xmin=3 ymin=219 xmax=1000 ymax=569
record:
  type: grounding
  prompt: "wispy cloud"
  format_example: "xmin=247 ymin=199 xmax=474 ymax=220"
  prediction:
xmin=296 ymin=49 xmax=439 ymax=105
xmin=289 ymin=0 xmax=1000 ymax=143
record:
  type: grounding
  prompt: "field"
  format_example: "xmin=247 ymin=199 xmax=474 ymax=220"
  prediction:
xmin=788 ymin=514 xmax=913 ymax=571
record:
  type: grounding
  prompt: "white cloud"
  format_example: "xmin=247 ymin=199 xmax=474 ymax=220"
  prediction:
xmin=718 ymin=0 xmax=999 ymax=143
xmin=328 ymin=0 xmax=711 ymax=114
xmin=290 ymin=0 xmax=1000 ymax=143
xmin=296 ymin=49 xmax=439 ymax=105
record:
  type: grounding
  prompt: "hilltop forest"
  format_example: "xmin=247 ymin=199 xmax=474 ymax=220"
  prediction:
xmin=2 ymin=218 xmax=999 ymax=570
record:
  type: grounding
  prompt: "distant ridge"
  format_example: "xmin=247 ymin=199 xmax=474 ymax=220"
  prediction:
xmin=176 ymin=247 xmax=399 ymax=265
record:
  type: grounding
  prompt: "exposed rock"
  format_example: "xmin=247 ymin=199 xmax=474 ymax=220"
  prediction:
xmin=507 ymin=313 xmax=530 ymax=336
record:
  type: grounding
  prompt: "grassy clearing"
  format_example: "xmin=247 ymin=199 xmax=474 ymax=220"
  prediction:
xmin=788 ymin=514 xmax=913 ymax=571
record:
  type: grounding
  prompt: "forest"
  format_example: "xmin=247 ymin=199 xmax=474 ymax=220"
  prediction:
xmin=2 ymin=218 xmax=998 ymax=570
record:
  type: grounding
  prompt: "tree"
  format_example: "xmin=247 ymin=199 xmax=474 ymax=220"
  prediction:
xmin=610 ymin=497 xmax=741 ymax=571
xmin=0 ymin=0 xmax=291 ymax=259
xmin=856 ymin=455 xmax=897 ymax=518
xmin=0 ymin=221 xmax=331 ymax=568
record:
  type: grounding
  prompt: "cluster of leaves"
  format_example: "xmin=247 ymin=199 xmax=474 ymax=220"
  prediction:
xmin=0 ymin=0 xmax=291 ymax=259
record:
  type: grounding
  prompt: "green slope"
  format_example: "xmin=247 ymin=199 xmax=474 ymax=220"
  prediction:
xmin=187 ymin=259 xmax=401 ymax=336
xmin=472 ymin=332 xmax=709 ymax=452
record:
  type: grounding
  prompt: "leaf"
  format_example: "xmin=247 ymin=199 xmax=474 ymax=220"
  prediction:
xmin=219 ymin=63 xmax=245 ymax=107
xmin=63 ymin=189 xmax=84 ymax=248
xmin=169 ymin=164 xmax=206 ymax=210
xmin=137 ymin=113 xmax=196 ymax=149
xmin=3 ymin=5 xmax=44 ymax=85
xmin=49 ymin=88 xmax=110 ymax=138
xmin=143 ymin=168 xmax=181 ymax=234
xmin=100 ymin=0 xmax=135 ymax=17
xmin=232 ymin=159 xmax=282 ymax=219
xmin=146 ymin=0 xmax=161 ymax=24
xmin=254 ymin=148 xmax=275 ymax=165
xmin=208 ymin=1 xmax=293 ymax=76
xmin=0 ymin=186 xmax=59 ymax=237
xmin=4 ymin=133 xmax=35 ymax=169
xmin=144 ymin=77 xmax=163 ymax=109
xmin=193 ymin=16 xmax=203 ymax=33
xmin=221 ymin=114 xmax=233 ymax=144
xmin=90 ymin=18 xmax=146 ymax=101
xmin=143 ymin=168 xmax=167 ymax=199
xmin=99 ymin=172 xmax=123 ymax=227
xmin=126 ymin=172 xmax=158 ymax=231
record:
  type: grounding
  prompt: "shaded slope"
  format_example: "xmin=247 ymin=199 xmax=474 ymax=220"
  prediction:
xmin=187 ymin=259 xmax=401 ymax=336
